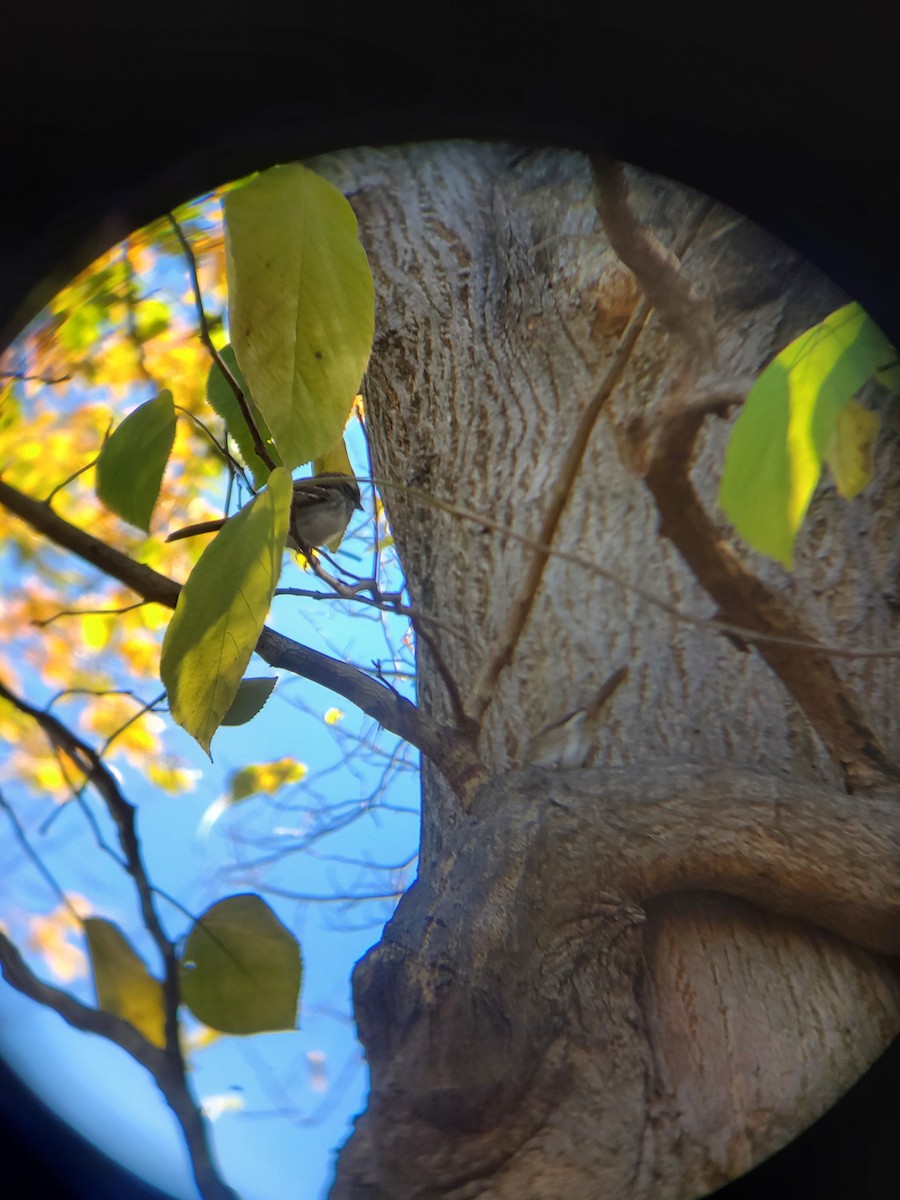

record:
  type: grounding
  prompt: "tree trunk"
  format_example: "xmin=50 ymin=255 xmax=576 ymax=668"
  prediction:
xmin=313 ymin=142 xmax=900 ymax=1199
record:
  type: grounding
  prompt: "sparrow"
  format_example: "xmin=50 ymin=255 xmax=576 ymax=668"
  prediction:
xmin=526 ymin=666 xmax=629 ymax=769
xmin=165 ymin=473 xmax=363 ymax=552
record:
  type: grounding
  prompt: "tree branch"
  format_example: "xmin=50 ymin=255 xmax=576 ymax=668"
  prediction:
xmin=166 ymin=212 xmax=275 ymax=475
xmin=467 ymin=180 xmax=715 ymax=724
xmin=589 ymin=156 xmax=716 ymax=356
xmin=0 ymin=477 xmax=487 ymax=803
xmin=491 ymin=761 xmax=900 ymax=957
xmin=587 ymin=163 xmax=900 ymax=791
xmin=0 ymin=931 xmax=238 ymax=1200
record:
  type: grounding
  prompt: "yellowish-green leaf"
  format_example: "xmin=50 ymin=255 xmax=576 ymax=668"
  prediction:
xmin=179 ymin=894 xmax=302 ymax=1035
xmin=825 ymin=398 xmax=880 ymax=500
xmin=96 ymin=391 xmax=176 ymax=532
xmin=206 ymin=344 xmax=280 ymax=487
xmin=719 ymin=303 xmax=895 ymax=567
xmin=160 ymin=468 xmax=292 ymax=755
xmin=229 ymin=757 xmax=306 ymax=803
xmin=223 ymin=164 xmax=374 ymax=470
xmin=221 ymin=676 xmax=278 ymax=726
xmin=84 ymin=918 xmax=166 ymax=1048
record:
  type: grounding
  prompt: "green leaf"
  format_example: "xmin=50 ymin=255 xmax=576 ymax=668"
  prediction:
xmin=221 ymin=676 xmax=278 ymax=726
xmin=179 ymin=894 xmax=302 ymax=1034
xmin=223 ymin=163 xmax=374 ymax=471
xmin=719 ymin=303 xmax=895 ymax=567
xmin=160 ymin=467 xmax=292 ymax=755
xmin=206 ymin=344 xmax=280 ymax=487
xmin=84 ymin=918 xmax=166 ymax=1048
xmin=96 ymin=391 xmax=176 ymax=532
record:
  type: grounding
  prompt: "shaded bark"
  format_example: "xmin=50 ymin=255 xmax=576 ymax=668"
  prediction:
xmin=311 ymin=142 xmax=900 ymax=1197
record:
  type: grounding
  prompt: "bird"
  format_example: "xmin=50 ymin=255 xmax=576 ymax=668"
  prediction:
xmin=526 ymin=666 xmax=629 ymax=769
xmin=165 ymin=472 xmax=363 ymax=553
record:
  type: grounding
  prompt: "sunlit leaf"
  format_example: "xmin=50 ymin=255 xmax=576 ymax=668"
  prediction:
xmin=825 ymin=399 xmax=881 ymax=500
xmin=147 ymin=759 xmax=202 ymax=795
xmin=161 ymin=468 xmax=292 ymax=755
xmin=206 ymin=344 xmax=280 ymax=487
xmin=229 ymin=756 xmax=306 ymax=802
xmin=223 ymin=164 xmax=374 ymax=470
xmin=179 ymin=894 xmax=302 ymax=1035
xmin=719 ymin=303 xmax=895 ymax=567
xmin=323 ymin=707 xmax=344 ymax=726
xmin=84 ymin=917 xmax=166 ymax=1048
xmin=221 ymin=676 xmax=277 ymax=726
xmin=96 ymin=390 xmax=176 ymax=532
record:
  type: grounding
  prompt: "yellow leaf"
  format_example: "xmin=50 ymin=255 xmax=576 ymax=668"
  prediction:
xmin=147 ymin=759 xmax=201 ymax=795
xmin=323 ymin=707 xmax=344 ymax=726
xmin=229 ymin=757 xmax=307 ymax=803
xmin=825 ymin=398 xmax=881 ymax=500
xmin=84 ymin=918 xmax=166 ymax=1048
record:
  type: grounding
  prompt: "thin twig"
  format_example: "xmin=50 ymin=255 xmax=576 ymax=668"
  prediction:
xmin=166 ymin=211 xmax=275 ymax=473
xmin=0 ymin=370 xmax=73 ymax=385
xmin=174 ymin=403 xmax=255 ymax=492
xmin=44 ymin=458 xmax=97 ymax=506
xmin=32 ymin=600 xmax=151 ymax=628
xmin=0 ymin=789 xmax=78 ymax=915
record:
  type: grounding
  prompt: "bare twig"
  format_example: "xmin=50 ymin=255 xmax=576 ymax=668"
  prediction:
xmin=166 ymin=212 xmax=276 ymax=473
xmin=33 ymin=600 xmax=151 ymax=628
xmin=0 ymin=789 xmax=77 ymax=913
xmin=0 ymin=370 xmax=73 ymax=385
xmin=0 ymin=684 xmax=238 ymax=1200
xmin=466 ymin=185 xmax=716 ymax=724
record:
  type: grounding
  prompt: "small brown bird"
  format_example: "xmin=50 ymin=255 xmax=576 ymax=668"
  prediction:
xmin=526 ymin=666 xmax=629 ymax=769
xmin=165 ymin=473 xmax=363 ymax=552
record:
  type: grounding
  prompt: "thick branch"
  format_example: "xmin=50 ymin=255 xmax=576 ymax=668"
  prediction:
xmin=0 ymin=477 xmax=485 ymax=800
xmin=589 ymin=157 xmax=716 ymax=356
xmin=643 ymin=400 xmax=900 ymax=790
xmin=587 ymin=164 xmax=900 ymax=791
xmin=498 ymin=762 xmax=900 ymax=956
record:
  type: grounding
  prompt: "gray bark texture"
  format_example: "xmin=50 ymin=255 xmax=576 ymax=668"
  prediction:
xmin=311 ymin=142 xmax=900 ymax=1199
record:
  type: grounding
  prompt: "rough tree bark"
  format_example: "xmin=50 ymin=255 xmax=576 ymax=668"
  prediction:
xmin=311 ymin=142 xmax=900 ymax=1199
